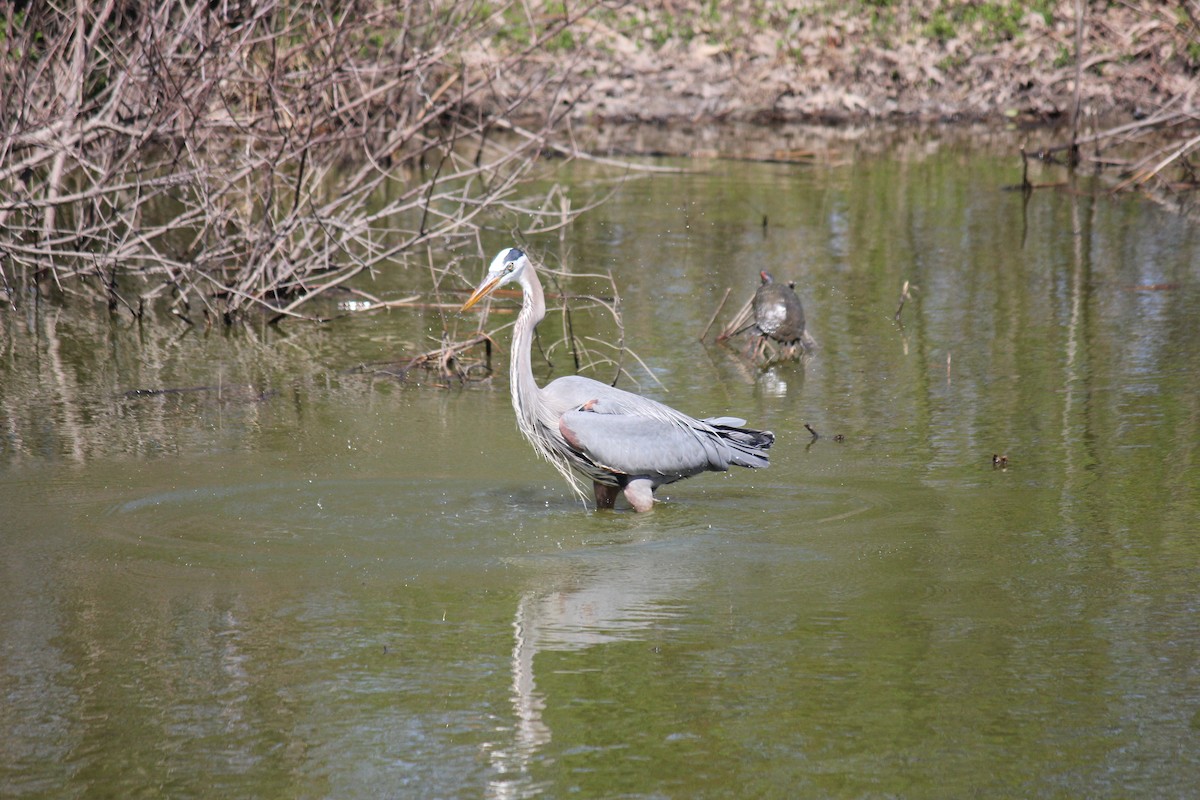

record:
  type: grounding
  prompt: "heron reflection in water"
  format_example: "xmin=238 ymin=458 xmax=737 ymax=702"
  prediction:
xmin=462 ymin=248 xmax=774 ymax=512
xmin=485 ymin=544 xmax=699 ymax=798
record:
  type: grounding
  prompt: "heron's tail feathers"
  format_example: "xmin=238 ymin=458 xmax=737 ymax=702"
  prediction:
xmin=706 ymin=421 xmax=774 ymax=469
xmin=703 ymin=416 xmax=746 ymax=427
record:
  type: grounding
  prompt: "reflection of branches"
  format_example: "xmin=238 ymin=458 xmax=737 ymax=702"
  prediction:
xmin=1 ymin=300 xmax=317 ymax=461
xmin=0 ymin=1 xmax=606 ymax=322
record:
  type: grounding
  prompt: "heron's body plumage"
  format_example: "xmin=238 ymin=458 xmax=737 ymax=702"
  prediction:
xmin=463 ymin=248 xmax=774 ymax=511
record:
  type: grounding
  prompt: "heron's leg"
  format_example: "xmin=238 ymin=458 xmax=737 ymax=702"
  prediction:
xmin=593 ymin=481 xmax=619 ymax=510
xmin=622 ymin=478 xmax=655 ymax=513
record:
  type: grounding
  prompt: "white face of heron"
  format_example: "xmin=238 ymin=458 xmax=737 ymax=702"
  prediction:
xmin=488 ymin=247 xmax=528 ymax=287
xmin=462 ymin=247 xmax=530 ymax=311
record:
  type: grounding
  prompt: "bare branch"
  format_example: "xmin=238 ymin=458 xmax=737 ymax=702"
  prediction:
xmin=0 ymin=0 xmax=612 ymax=322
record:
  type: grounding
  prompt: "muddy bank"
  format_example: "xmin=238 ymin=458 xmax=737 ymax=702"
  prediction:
xmin=489 ymin=1 xmax=1198 ymax=129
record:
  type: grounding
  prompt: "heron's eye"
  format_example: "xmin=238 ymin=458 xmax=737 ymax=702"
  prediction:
xmin=504 ymin=262 xmax=515 ymax=273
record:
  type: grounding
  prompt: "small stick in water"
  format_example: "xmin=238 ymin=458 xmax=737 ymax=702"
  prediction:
xmin=894 ymin=280 xmax=913 ymax=322
xmin=700 ymin=287 xmax=732 ymax=341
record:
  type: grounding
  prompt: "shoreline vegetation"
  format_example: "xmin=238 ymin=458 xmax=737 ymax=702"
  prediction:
xmin=1 ymin=1 xmax=1197 ymax=328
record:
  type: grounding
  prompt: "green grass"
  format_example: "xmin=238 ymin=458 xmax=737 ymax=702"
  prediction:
xmin=1185 ymin=40 xmax=1200 ymax=70
xmin=921 ymin=1 xmax=1056 ymax=45
xmin=492 ymin=1 xmax=578 ymax=52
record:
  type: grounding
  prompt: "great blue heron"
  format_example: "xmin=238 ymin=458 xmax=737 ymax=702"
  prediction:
xmin=461 ymin=247 xmax=774 ymax=512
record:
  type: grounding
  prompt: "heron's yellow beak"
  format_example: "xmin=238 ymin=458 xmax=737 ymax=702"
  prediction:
xmin=461 ymin=275 xmax=501 ymax=312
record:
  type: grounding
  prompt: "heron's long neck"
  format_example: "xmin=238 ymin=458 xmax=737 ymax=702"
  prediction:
xmin=510 ymin=264 xmax=585 ymax=500
xmin=512 ymin=266 xmax=546 ymax=431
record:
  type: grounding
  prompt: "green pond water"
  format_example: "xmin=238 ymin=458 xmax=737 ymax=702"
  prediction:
xmin=2 ymin=130 xmax=1199 ymax=799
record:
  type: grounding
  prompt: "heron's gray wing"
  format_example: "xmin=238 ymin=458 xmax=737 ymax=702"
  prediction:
xmin=559 ymin=408 xmax=730 ymax=478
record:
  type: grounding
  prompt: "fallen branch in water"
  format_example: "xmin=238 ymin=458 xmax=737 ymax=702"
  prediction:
xmin=356 ymin=333 xmax=496 ymax=386
xmin=699 ymin=287 xmax=732 ymax=342
xmin=1025 ymin=93 xmax=1200 ymax=196
xmin=1111 ymin=130 xmax=1200 ymax=192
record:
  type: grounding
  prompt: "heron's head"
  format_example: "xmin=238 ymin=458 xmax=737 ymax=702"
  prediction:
xmin=461 ymin=247 xmax=529 ymax=311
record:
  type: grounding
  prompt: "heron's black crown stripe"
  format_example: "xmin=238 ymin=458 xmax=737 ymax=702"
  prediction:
xmin=506 ymin=247 xmax=525 ymax=262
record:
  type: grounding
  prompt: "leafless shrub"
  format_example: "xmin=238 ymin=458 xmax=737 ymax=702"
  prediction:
xmin=0 ymin=0 xmax=598 ymax=323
